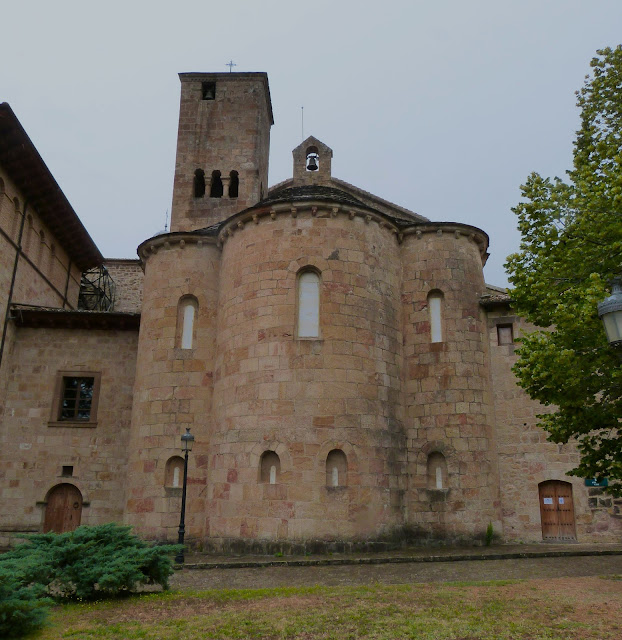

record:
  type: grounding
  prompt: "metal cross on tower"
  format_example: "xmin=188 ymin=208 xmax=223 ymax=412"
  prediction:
xmin=226 ymin=60 xmax=237 ymax=72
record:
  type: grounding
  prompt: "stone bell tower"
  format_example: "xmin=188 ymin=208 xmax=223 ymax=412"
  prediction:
xmin=170 ymin=72 xmax=274 ymax=232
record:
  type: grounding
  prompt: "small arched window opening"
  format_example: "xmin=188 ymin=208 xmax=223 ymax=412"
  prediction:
xmin=24 ymin=213 xmax=33 ymax=255
xmin=165 ymin=456 xmax=185 ymax=488
xmin=306 ymin=145 xmax=319 ymax=172
xmin=49 ymin=244 xmax=56 ymax=279
xmin=260 ymin=451 xmax=280 ymax=484
xmin=228 ymin=170 xmax=239 ymax=198
xmin=210 ymin=170 xmax=223 ymax=198
xmin=427 ymin=290 xmax=444 ymax=343
xmin=38 ymin=230 xmax=46 ymax=266
xmin=326 ymin=449 xmax=347 ymax=487
xmin=297 ymin=269 xmax=320 ymax=338
xmin=177 ymin=296 xmax=199 ymax=349
xmin=427 ymin=452 xmax=448 ymax=490
xmin=193 ymin=169 xmax=206 ymax=198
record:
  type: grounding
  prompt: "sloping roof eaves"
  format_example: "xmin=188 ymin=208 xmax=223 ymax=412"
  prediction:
xmin=0 ymin=103 xmax=103 ymax=270
xmin=11 ymin=304 xmax=140 ymax=330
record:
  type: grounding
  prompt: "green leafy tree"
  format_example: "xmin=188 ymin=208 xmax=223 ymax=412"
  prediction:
xmin=506 ymin=46 xmax=622 ymax=496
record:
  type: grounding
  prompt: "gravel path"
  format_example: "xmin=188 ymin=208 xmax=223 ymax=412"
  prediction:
xmin=170 ymin=553 xmax=622 ymax=590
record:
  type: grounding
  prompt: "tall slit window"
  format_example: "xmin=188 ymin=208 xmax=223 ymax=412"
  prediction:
xmin=228 ymin=171 xmax=239 ymax=198
xmin=210 ymin=170 xmax=223 ymax=198
xmin=178 ymin=296 xmax=199 ymax=349
xmin=427 ymin=452 xmax=448 ymax=490
xmin=297 ymin=270 xmax=320 ymax=338
xmin=428 ymin=290 xmax=444 ymax=343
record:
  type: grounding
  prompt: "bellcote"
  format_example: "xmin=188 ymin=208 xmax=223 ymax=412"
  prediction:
xmin=292 ymin=136 xmax=333 ymax=187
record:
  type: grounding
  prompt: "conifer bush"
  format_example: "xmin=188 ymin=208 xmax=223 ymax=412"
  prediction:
xmin=0 ymin=523 xmax=180 ymax=636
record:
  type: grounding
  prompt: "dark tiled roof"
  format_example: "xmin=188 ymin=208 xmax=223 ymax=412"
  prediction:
xmin=11 ymin=304 xmax=140 ymax=330
xmin=0 ymin=103 xmax=103 ymax=270
xmin=258 ymin=185 xmax=367 ymax=208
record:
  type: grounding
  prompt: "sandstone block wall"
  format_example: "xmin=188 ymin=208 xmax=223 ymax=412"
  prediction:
xmin=124 ymin=241 xmax=219 ymax=540
xmin=401 ymin=228 xmax=502 ymax=542
xmin=488 ymin=309 xmax=622 ymax=542
xmin=0 ymin=326 xmax=138 ymax=547
xmin=210 ymin=211 xmax=406 ymax=545
xmin=104 ymin=259 xmax=144 ymax=313
xmin=171 ymin=73 xmax=272 ymax=232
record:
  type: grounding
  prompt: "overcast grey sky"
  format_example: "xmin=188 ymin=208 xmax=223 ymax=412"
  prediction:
xmin=3 ymin=1 xmax=622 ymax=287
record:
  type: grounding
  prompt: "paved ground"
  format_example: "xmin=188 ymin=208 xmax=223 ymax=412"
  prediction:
xmin=170 ymin=543 xmax=622 ymax=590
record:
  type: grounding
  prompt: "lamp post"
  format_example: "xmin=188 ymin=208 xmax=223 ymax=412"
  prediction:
xmin=598 ymin=278 xmax=622 ymax=351
xmin=175 ymin=427 xmax=194 ymax=564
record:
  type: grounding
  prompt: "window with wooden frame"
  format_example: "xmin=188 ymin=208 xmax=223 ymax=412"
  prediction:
xmin=49 ymin=372 xmax=101 ymax=427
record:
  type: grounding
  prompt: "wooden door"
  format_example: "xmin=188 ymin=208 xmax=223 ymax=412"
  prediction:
xmin=43 ymin=484 xmax=83 ymax=533
xmin=538 ymin=480 xmax=576 ymax=541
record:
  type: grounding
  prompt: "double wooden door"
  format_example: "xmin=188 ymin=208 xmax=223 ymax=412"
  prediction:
xmin=43 ymin=484 xmax=83 ymax=533
xmin=538 ymin=480 xmax=576 ymax=541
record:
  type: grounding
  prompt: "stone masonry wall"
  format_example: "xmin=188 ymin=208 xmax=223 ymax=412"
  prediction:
xmin=104 ymin=259 xmax=144 ymax=313
xmin=488 ymin=309 xmax=622 ymax=542
xmin=170 ymin=73 xmax=272 ymax=233
xmin=0 ymin=326 xmax=138 ymax=547
xmin=402 ymin=229 xmax=502 ymax=543
xmin=124 ymin=242 xmax=219 ymax=541
xmin=209 ymin=210 xmax=406 ymax=547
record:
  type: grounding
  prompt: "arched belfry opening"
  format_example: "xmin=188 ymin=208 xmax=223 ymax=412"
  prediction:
xmin=210 ymin=170 xmax=223 ymax=198
xmin=292 ymin=136 xmax=333 ymax=186
xmin=306 ymin=146 xmax=319 ymax=172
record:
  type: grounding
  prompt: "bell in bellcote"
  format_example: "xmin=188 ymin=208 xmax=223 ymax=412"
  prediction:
xmin=306 ymin=154 xmax=319 ymax=171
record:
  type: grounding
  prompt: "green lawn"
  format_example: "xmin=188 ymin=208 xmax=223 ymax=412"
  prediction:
xmin=28 ymin=577 xmax=621 ymax=640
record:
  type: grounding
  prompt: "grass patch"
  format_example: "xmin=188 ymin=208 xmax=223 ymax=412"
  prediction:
xmin=29 ymin=577 xmax=622 ymax=640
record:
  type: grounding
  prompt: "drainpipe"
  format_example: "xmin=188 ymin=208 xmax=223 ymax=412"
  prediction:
xmin=62 ymin=259 xmax=72 ymax=310
xmin=0 ymin=200 xmax=28 ymax=373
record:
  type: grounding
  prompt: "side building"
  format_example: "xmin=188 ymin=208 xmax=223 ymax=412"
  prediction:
xmin=0 ymin=78 xmax=619 ymax=551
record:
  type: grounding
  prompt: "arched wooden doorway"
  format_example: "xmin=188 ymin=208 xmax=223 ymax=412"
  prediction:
xmin=43 ymin=484 xmax=83 ymax=533
xmin=538 ymin=480 xmax=576 ymax=541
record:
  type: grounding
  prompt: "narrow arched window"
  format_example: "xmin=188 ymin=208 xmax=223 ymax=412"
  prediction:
xmin=49 ymin=244 xmax=56 ymax=280
xmin=260 ymin=451 xmax=280 ymax=484
xmin=228 ymin=170 xmax=239 ymax=198
xmin=177 ymin=296 xmax=199 ymax=349
xmin=193 ymin=169 xmax=206 ymax=198
xmin=24 ymin=213 xmax=33 ymax=255
xmin=38 ymin=230 xmax=46 ymax=267
xmin=165 ymin=456 xmax=185 ymax=488
xmin=210 ymin=170 xmax=223 ymax=198
xmin=297 ymin=270 xmax=320 ymax=338
xmin=428 ymin=290 xmax=443 ymax=343
xmin=427 ymin=452 xmax=448 ymax=490
xmin=326 ymin=449 xmax=347 ymax=487
xmin=9 ymin=192 xmax=20 ymax=242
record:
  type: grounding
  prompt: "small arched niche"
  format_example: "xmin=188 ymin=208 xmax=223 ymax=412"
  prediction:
xmin=193 ymin=169 xmax=206 ymax=198
xmin=210 ymin=170 xmax=223 ymax=198
xmin=427 ymin=290 xmax=444 ymax=343
xmin=326 ymin=449 xmax=347 ymax=488
xmin=297 ymin=269 xmax=320 ymax=338
xmin=427 ymin=452 xmax=448 ymax=490
xmin=228 ymin=170 xmax=239 ymax=198
xmin=260 ymin=451 xmax=280 ymax=484
xmin=306 ymin=145 xmax=319 ymax=172
xmin=176 ymin=295 xmax=199 ymax=349
xmin=165 ymin=456 xmax=185 ymax=488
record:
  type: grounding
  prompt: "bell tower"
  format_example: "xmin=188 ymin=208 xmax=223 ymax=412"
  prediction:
xmin=170 ymin=72 xmax=274 ymax=232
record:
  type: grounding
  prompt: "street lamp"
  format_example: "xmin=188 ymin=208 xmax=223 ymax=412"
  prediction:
xmin=175 ymin=427 xmax=194 ymax=564
xmin=598 ymin=278 xmax=622 ymax=350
